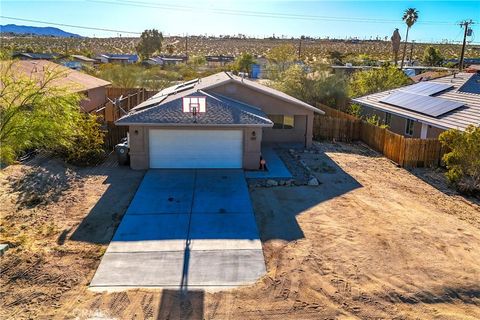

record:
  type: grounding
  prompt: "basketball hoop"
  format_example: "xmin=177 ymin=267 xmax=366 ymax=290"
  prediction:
xmin=183 ymin=96 xmax=206 ymax=115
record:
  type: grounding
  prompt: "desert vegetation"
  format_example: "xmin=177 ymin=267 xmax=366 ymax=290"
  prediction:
xmin=439 ymin=125 xmax=480 ymax=195
xmin=1 ymin=35 xmax=479 ymax=62
xmin=0 ymin=62 xmax=105 ymax=166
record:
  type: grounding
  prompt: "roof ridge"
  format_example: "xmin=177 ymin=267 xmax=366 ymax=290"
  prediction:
xmin=200 ymin=91 xmax=272 ymax=124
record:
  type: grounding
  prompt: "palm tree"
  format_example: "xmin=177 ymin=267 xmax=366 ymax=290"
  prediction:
xmin=400 ymin=8 xmax=419 ymax=69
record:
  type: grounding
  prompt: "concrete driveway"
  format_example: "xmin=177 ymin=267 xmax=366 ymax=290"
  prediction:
xmin=90 ymin=170 xmax=265 ymax=290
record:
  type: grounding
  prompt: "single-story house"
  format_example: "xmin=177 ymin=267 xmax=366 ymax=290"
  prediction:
xmin=96 ymin=54 xmax=139 ymax=64
xmin=12 ymin=52 xmax=62 ymax=61
xmin=116 ymin=71 xmax=324 ymax=170
xmin=145 ymin=55 xmax=187 ymax=66
xmin=353 ymin=72 xmax=480 ymax=139
xmin=71 ymin=54 xmax=98 ymax=68
xmin=205 ymin=55 xmax=235 ymax=68
xmin=5 ymin=60 xmax=111 ymax=112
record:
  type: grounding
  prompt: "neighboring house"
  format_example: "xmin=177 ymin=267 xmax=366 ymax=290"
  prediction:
xmin=205 ymin=55 xmax=235 ymax=68
xmin=145 ymin=55 xmax=187 ymax=66
xmin=445 ymin=58 xmax=480 ymax=67
xmin=116 ymin=71 xmax=324 ymax=170
xmin=411 ymin=71 xmax=450 ymax=83
xmin=12 ymin=52 xmax=61 ymax=61
xmin=96 ymin=54 xmax=139 ymax=64
xmin=71 ymin=54 xmax=98 ymax=68
xmin=331 ymin=65 xmax=376 ymax=76
xmin=62 ymin=61 xmax=83 ymax=70
xmin=353 ymin=72 xmax=480 ymax=139
xmin=466 ymin=64 xmax=480 ymax=73
xmin=7 ymin=60 xmax=111 ymax=112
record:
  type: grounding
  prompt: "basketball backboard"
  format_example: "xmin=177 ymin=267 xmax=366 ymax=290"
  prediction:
xmin=183 ymin=96 xmax=206 ymax=113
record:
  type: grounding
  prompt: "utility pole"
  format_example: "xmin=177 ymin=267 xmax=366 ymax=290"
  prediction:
xmin=459 ymin=19 xmax=474 ymax=71
xmin=298 ymin=39 xmax=302 ymax=60
xmin=185 ymin=34 xmax=188 ymax=60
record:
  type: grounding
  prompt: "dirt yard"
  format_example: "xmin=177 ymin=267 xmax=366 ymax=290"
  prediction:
xmin=1 ymin=143 xmax=479 ymax=319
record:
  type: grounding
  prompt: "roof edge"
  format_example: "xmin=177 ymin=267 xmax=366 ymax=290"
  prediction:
xmin=228 ymin=74 xmax=325 ymax=114
xmin=115 ymin=122 xmax=273 ymax=128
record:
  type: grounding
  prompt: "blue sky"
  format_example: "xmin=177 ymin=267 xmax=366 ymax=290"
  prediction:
xmin=1 ymin=1 xmax=479 ymax=43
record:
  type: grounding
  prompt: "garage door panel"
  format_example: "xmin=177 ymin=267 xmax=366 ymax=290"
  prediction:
xmin=149 ymin=129 xmax=243 ymax=168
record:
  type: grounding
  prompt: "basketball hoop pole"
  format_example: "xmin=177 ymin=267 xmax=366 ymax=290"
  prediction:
xmin=192 ymin=106 xmax=197 ymax=123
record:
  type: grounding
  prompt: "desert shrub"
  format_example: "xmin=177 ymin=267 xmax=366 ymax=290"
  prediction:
xmin=439 ymin=125 xmax=480 ymax=195
xmin=347 ymin=103 xmax=362 ymax=118
xmin=272 ymin=64 xmax=348 ymax=107
xmin=233 ymin=53 xmax=256 ymax=74
xmin=365 ymin=114 xmax=389 ymax=128
xmin=56 ymin=114 xmax=106 ymax=166
xmin=423 ymin=46 xmax=444 ymax=66
xmin=0 ymin=61 xmax=81 ymax=166
xmin=349 ymin=64 xmax=412 ymax=98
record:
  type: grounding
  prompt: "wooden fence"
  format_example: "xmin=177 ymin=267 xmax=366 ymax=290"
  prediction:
xmin=314 ymin=104 xmax=447 ymax=168
xmin=103 ymin=122 xmax=128 ymax=151
xmin=96 ymin=87 xmax=158 ymax=150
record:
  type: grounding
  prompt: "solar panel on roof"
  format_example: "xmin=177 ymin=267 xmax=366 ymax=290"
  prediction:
xmin=458 ymin=73 xmax=480 ymax=94
xmin=380 ymin=91 xmax=464 ymax=117
xmin=174 ymin=83 xmax=196 ymax=93
xmin=400 ymin=82 xmax=453 ymax=96
xmin=176 ymin=79 xmax=199 ymax=89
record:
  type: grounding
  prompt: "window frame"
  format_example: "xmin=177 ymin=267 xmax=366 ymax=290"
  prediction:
xmin=385 ymin=112 xmax=392 ymax=126
xmin=405 ymin=118 xmax=415 ymax=136
xmin=267 ymin=114 xmax=295 ymax=129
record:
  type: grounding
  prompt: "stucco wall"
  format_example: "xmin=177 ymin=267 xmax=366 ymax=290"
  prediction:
xmin=80 ymin=86 xmax=107 ymax=113
xmin=208 ymin=83 xmax=314 ymax=147
xmin=127 ymin=126 xmax=262 ymax=170
xmin=362 ymin=106 xmax=423 ymax=138
xmin=426 ymin=125 xmax=446 ymax=139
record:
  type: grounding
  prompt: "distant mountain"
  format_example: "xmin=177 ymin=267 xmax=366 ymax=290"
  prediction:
xmin=0 ymin=24 xmax=82 ymax=38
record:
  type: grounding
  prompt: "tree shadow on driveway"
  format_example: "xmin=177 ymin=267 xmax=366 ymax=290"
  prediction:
xmin=69 ymin=164 xmax=145 ymax=244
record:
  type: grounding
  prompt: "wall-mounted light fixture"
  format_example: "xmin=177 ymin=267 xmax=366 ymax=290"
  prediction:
xmin=134 ymin=129 xmax=139 ymax=135
xmin=251 ymin=130 xmax=256 ymax=140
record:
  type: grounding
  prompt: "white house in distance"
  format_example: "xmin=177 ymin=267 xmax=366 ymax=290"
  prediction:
xmin=353 ymin=72 xmax=480 ymax=139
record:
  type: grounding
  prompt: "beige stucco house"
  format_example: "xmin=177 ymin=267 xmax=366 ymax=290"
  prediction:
xmin=116 ymin=72 xmax=324 ymax=170
xmin=7 ymin=59 xmax=110 ymax=113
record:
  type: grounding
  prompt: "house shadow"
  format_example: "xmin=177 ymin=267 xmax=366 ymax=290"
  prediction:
xmin=384 ymin=285 xmax=480 ymax=305
xmin=251 ymin=149 xmax=362 ymax=242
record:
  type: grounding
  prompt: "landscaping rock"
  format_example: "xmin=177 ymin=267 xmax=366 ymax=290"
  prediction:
xmin=266 ymin=179 xmax=278 ymax=187
xmin=308 ymin=177 xmax=320 ymax=186
xmin=0 ymin=244 xmax=9 ymax=256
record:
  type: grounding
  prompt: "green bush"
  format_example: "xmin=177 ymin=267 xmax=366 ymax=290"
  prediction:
xmin=349 ymin=64 xmax=412 ymax=98
xmin=57 ymin=115 xmax=106 ymax=166
xmin=1 ymin=62 xmax=81 ymax=166
xmin=439 ymin=125 xmax=480 ymax=195
xmin=272 ymin=64 xmax=348 ymax=108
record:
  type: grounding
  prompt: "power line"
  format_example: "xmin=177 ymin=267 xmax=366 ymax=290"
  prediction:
xmin=0 ymin=16 xmax=142 ymax=35
xmin=89 ymin=0 xmax=463 ymax=25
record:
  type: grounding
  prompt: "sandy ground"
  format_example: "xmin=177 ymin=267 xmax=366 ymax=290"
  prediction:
xmin=1 ymin=143 xmax=479 ymax=319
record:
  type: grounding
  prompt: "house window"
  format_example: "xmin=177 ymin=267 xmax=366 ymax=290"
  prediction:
xmin=385 ymin=112 xmax=392 ymax=126
xmin=405 ymin=119 xmax=414 ymax=136
xmin=267 ymin=115 xmax=294 ymax=129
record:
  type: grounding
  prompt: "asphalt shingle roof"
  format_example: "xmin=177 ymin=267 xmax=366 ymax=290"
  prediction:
xmin=116 ymin=91 xmax=273 ymax=126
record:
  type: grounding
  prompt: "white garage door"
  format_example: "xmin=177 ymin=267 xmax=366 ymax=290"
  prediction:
xmin=149 ymin=129 xmax=243 ymax=168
